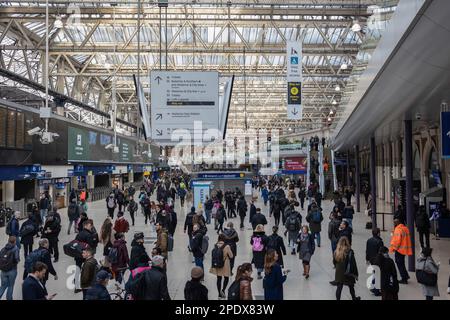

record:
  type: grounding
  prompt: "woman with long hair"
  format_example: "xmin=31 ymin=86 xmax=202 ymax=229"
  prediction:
xmin=263 ymin=249 xmax=288 ymax=300
xmin=209 ymin=234 xmax=234 ymax=299
xmin=234 ymin=263 xmax=253 ymax=300
xmin=333 ymin=236 xmax=360 ymax=300
xmin=100 ymin=217 xmax=114 ymax=266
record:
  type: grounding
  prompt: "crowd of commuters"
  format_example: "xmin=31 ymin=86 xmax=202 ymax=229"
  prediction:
xmin=0 ymin=170 xmax=448 ymax=301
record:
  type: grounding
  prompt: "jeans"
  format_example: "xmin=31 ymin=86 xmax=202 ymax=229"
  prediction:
xmin=0 ymin=269 xmax=18 ymax=300
xmin=40 ymin=209 xmax=48 ymax=225
xmin=68 ymin=220 xmax=77 ymax=234
xmin=394 ymin=251 xmax=409 ymax=281
xmin=426 ymin=296 xmax=433 ymax=300
xmin=15 ymin=236 xmax=21 ymax=250
xmin=48 ymin=238 xmax=59 ymax=260
xmin=107 ymin=208 xmax=115 ymax=219
xmin=418 ymin=230 xmax=430 ymax=248
xmin=239 ymin=216 xmax=245 ymax=229
xmin=312 ymin=232 xmax=321 ymax=246
xmin=345 ymin=218 xmax=353 ymax=229
xmin=205 ymin=210 xmax=212 ymax=224
xmin=23 ymin=242 xmax=33 ymax=259
xmin=331 ymin=240 xmax=337 ymax=254
xmin=194 ymin=257 xmax=204 ymax=270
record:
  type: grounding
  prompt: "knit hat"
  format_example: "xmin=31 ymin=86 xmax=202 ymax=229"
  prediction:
xmin=152 ymin=255 xmax=165 ymax=268
xmin=191 ymin=267 xmax=204 ymax=279
xmin=96 ymin=270 xmax=111 ymax=281
xmin=117 ymin=211 xmax=124 ymax=217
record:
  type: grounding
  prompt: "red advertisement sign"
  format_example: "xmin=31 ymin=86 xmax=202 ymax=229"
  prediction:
xmin=284 ymin=157 xmax=307 ymax=171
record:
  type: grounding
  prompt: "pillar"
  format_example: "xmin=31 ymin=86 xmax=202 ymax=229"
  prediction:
xmin=404 ymin=120 xmax=416 ymax=271
xmin=346 ymin=150 xmax=351 ymax=187
xmin=370 ymin=137 xmax=377 ymax=228
xmin=2 ymin=180 xmax=14 ymax=202
xmin=355 ymin=145 xmax=361 ymax=213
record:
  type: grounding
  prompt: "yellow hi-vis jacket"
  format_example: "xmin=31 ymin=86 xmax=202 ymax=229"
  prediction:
xmin=389 ymin=224 xmax=413 ymax=256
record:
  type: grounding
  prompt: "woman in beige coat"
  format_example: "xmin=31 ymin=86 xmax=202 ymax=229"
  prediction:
xmin=209 ymin=233 xmax=234 ymax=299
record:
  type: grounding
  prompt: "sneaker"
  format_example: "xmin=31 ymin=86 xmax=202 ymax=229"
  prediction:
xmin=329 ymin=281 xmax=338 ymax=286
xmin=220 ymin=290 xmax=226 ymax=298
xmin=257 ymin=275 xmax=262 ymax=280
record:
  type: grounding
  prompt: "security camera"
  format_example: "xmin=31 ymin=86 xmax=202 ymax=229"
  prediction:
xmin=27 ymin=127 xmax=42 ymax=135
xmin=40 ymin=131 xmax=59 ymax=144
xmin=441 ymin=101 xmax=448 ymax=109
xmin=105 ymin=144 xmax=115 ymax=150
xmin=415 ymin=113 xmax=422 ymax=120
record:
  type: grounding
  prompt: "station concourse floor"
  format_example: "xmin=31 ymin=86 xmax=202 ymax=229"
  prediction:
xmin=1 ymin=189 xmax=449 ymax=300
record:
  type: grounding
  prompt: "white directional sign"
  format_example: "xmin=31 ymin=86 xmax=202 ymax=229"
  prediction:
xmin=286 ymin=41 xmax=302 ymax=120
xmin=150 ymin=71 xmax=219 ymax=141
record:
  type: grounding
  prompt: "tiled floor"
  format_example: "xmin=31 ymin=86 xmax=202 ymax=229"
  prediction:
xmin=1 ymin=189 xmax=449 ymax=300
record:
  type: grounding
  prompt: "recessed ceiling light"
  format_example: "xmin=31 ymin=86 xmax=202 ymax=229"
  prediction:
xmin=335 ymin=85 xmax=341 ymax=92
xmin=340 ymin=63 xmax=348 ymax=70
xmin=54 ymin=16 xmax=64 ymax=29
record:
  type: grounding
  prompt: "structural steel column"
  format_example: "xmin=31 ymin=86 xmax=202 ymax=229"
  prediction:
xmin=346 ymin=150 xmax=351 ymax=187
xmin=404 ymin=120 xmax=416 ymax=271
xmin=370 ymin=137 xmax=377 ymax=228
xmin=355 ymin=145 xmax=360 ymax=213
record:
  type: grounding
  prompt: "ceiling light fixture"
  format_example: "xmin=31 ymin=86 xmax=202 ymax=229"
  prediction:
xmin=335 ymin=85 xmax=341 ymax=92
xmin=54 ymin=16 xmax=63 ymax=29
xmin=330 ymin=109 xmax=334 ymax=115
xmin=340 ymin=63 xmax=348 ymax=70
xmin=327 ymin=117 xmax=332 ymax=122
xmin=332 ymin=100 xmax=337 ymax=105
xmin=351 ymin=20 xmax=361 ymax=32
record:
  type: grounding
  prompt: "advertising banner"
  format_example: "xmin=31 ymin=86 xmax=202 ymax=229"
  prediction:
xmin=283 ymin=157 xmax=307 ymax=172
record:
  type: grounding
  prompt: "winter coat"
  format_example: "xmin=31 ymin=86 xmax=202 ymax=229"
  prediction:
xmin=184 ymin=212 xmax=195 ymax=236
xmin=76 ymin=228 xmax=99 ymax=250
xmin=251 ymin=213 xmax=268 ymax=230
xmin=328 ymin=218 xmax=341 ymax=242
xmin=239 ymin=276 xmax=253 ymax=300
xmin=22 ymin=275 xmax=48 ymax=300
xmin=376 ymin=254 xmax=399 ymax=295
xmin=266 ymin=234 xmax=286 ymax=267
xmin=263 ymin=263 xmax=286 ymax=300
xmin=249 ymin=204 xmax=257 ymax=222
xmin=337 ymin=227 xmax=352 ymax=245
xmin=129 ymin=240 xmax=150 ymax=270
xmin=237 ymin=199 xmax=248 ymax=217
xmin=416 ymin=256 xmax=440 ymax=297
xmin=250 ymin=232 xmax=268 ymax=269
xmin=296 ymin=233 xmax=315 ymax=261
xmin=80 ymin=257 xmax=99 ymax=289
xmin=20 ymin=219 xmax=37 ymax=245
xmin=67 ymin=203 xmax=80 ymax=222
xmin=191 ymin=230 xmax=204 ymax=259
xmin=365 ymin=236 xmax=384 ymax=264
xmin=334 ymin=249 xmax=358 ymax=285
xmin=111 ymin=239 xmax=129 ymax=272
xmin=415 ymin=208 xmax=431 ymax=232
xmin=156 ymin=229 xmax=168 ymax=259
xmin=223 ymin=228 xmax=239 ymax=258
xmin=42 ymin=216 xmax=61 ymax=241
xmin=142 ymin=266 xmax=171 ymax=300
xmin=85 ymin=283 xmax=111 ymax=300
xmin=209 ymin=241 xmax=233 ymax=277
xmin=184 ymin=280 xmax=209 ymax=300
xmin=306 ymin=209 xmax=323 ymax=233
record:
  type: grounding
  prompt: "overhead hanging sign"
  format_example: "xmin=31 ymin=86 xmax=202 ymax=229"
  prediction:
xmin=286 ymin=41 xmax=302 ymax=120
xmin=441 ymin=111 xmax=450 ymax=158
xmin=150 ymin=71 xmax=219 ymax=142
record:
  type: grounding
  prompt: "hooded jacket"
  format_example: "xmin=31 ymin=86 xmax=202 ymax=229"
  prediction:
xmin=222 ymin=228 xmax=239 ymax=257
xmin=129 ymin=239 xmax=150 ymax=270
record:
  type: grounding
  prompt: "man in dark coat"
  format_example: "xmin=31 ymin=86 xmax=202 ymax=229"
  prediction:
xmin=376 ymin=246 xmax=399 ymax=300
xmin=80 ymin=247 xmax=99 ymax=300
xmin=267 ymin=226 xmax=287 ymax=268
xmin=337 ymin=220 xmax=352 ymax=245
xmin=184 ymin=267 xmax=208 ymax=300
xmin=365 ymin=228 xmax=383 ymax=296
xmin=184 ymin=207 xmax=196 ymax=250
xmin=20 ymin=214 xmax=38 ymax=258
xmin=250 ymin=208 xmax=268 ymax=231
xmin=75 ymin=219 xmax=99 ymax=269
xmin=23 ymin=238 xmax=57 ymax=284
xmin=85 ymin=270 xmax=111 ymax=300
xmin=22 ymin=262 xmax=56 ymax=300
xmin=41 ymin=211 xmax=61 ymax=263
xmin=141 ymin=255 xmax=171 ymax=300
xmin=237 ymin=197 xmax=248 ymax=230
xmin=190 ymin=224 xmax=205 ymax=269
xmin=415 ymin=205 xmax=431 ymax=249
xmin=249 ymin=200 xmax=257 ymax=224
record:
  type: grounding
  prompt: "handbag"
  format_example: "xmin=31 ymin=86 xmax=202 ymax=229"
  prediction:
xmin=344 ymin=250 xmax=358 ymax=279
xmin=416 ymin=258 xmax=438 ymax=286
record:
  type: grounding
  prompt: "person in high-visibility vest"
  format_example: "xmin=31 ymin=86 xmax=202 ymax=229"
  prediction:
xmin=389 ymin=218 xmax=413 ymax=284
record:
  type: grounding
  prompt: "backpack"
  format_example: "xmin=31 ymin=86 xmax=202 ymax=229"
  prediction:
xmin=267 ymin=235 xmax=278 ymax=250
xmin=216 ymin=208 xmax=223 ymax=221
xmin=252 ymin=236 xmax=264 ymax=252
xmin=5 ymin=219 xmax=13 ymax=236
xmin=108 ymin=247 xmax=119 ymax=265
xmin=201 ymin=235 xmax=209 ymax=254
xmin=211 ymin=245 xmax=225 ymax=268
xmin=167 ymin=235 xmax=174 ymax=252
xmin=311 ymin=211 xmax=321 ymax=223
xmin=20 ymin=223 xmax=35 ymax=238
xmin=24 ymin=249 xmax=44 ymax=273
xmin=63 ymin=240 xmax=90 ymax=259
xmin=125 ymin=270 xmax=146 ymax=300
xmin=107 ymin=197 xmax=116 ymax=209
xmin=287 ymin=216 xmax=299 ymax=232
xmin=0 ymin=247 xmax=16 ymax=272
xmin=227 ymin=280 xmax=241 ymax=300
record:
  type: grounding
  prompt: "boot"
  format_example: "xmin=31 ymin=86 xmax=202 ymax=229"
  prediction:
xmin=305 ymin=265 xmax=310 ymax=279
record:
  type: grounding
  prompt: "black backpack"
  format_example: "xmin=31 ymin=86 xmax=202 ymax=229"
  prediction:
xmin=0 ymin=247 xmax=16 ymax=272
xmin=125 ymin=271 xmax=146 ymax=300
xmin=227 ymin=280 xmax=241 ymax=300
xmin=287 ymin=216 xmax=299 ymax=231
xmin=211 ymin=244 xmax=225 ymax=268
xmin=5 ymin=219 xmax=13 ymax=236
xmin=20 ymin=223 xmax=35 ymax=238
xmin=24 ymin=249 xmax=44 ymax=273
xmin=267 ymin=235 xmax=278 ymax=250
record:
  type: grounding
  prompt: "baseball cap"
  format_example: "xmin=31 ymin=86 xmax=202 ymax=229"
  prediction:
xmin=151 ymin=255 xmax=165 ymax=268
xmin=96 ymin=270 xmax=111 ymax=281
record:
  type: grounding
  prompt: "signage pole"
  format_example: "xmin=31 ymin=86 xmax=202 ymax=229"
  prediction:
xmin=319 ymin=143 xmax=325 ymax=195
xmin=306 ymin=144 xmax=311 ymax=189
xmin=331 ymin=149 xmax=338 ymax=192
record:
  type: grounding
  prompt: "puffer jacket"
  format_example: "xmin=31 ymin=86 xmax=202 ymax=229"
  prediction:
xmin=223 ymin=228 xmax=239 ymax=257
xmin=240 ymin=276 xmax=253 ymax=300
xmin=142 ymin=267 xmax=171 ymax=300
